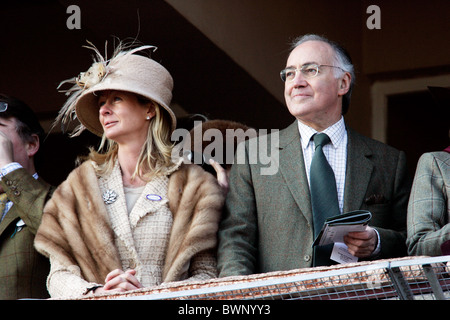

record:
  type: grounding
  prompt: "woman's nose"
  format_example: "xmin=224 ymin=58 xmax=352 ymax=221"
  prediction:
xmin=99 ymin=102 xmax=111 ymax=115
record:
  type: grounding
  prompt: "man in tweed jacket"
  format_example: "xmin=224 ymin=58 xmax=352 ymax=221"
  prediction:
xmin=0 ymin=95 xmax=54 ymax=299
xmin=218 ymin=35 xmax=412 ymax=275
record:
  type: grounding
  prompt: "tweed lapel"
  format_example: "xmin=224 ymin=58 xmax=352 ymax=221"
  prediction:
xmin=343 ymin=128 xmax=373 ymax=212
xmin=129 ymin=157 xmax=182 ymax=227
xmin=98 ymin=161 xmax=138 ymax=257
xmin=278 ymin=121 xmax=313 ymax=225
xmin=0 ymin=206 xmax=18 ymax=236
xmin=128 ymin=175 xmax=169 ymax=228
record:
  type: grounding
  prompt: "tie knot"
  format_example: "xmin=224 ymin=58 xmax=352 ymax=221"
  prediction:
xmin=313 ymin=133 xmax=330 ymax=149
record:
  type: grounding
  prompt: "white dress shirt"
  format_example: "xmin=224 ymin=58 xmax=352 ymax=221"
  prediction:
xmin=298 ymin=116 xmax=347 ymax=214
xmin=297 ymin=118 xmax=381 ymax=256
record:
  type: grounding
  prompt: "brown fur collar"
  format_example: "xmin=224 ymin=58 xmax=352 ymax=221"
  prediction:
xmin=35 ymin=161 xmax=224 ymax=284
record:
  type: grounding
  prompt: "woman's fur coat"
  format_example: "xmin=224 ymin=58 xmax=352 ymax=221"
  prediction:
xmin=34 ymin=160 xmax=225 ymax=292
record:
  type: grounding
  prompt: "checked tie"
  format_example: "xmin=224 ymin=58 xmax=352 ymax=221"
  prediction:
xmin=310 ymin=133 xmax=340 ymax=266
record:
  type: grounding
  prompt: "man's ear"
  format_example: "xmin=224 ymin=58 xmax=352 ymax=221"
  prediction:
xmin=338 ymin=72 xmax=351 ymax=96
xmin=26 ymin=134 xmax=40 ymax=157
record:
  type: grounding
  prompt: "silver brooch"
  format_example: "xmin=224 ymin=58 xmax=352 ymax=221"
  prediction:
xmin=102 ymin=189 xmax=118 ymax=205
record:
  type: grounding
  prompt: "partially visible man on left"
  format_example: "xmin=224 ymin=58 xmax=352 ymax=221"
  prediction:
xmin=0 ymin=94 xmax=54 ymax=299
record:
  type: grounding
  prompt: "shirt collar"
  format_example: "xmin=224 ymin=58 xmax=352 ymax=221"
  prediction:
xmin=297 ymin=116 xmax=346 ymax=149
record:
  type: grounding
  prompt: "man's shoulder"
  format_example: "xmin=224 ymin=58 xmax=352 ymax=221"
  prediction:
xmin=347 ymin=127 xmax=402 ymax=155
xmin=418 ymin=150 xmax=450 ymax=167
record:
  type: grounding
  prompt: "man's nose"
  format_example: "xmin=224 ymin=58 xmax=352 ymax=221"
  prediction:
xmin=291 ymin=73 xmax=308 ymax=87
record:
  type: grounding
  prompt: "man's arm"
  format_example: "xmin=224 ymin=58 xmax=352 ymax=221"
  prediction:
xmin=217 ymin=145 xmax=258 ymax=277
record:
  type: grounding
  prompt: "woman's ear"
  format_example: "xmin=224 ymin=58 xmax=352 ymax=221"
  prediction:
xmin=146 ymin=102 xmax=157 ymax=120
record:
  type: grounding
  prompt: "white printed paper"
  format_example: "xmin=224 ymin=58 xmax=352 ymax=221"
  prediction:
xmin=318 ymin=224 xmax=368 ymax=246
xmin=330 ymin=242 xmax=358 ymax=264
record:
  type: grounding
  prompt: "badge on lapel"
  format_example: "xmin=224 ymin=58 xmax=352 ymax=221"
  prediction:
xmin=146 ymin=194 xmax=162 ymax=201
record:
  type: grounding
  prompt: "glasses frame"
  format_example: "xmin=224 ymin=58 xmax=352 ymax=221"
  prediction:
xmin=280 ymin=63 xmax=344 ymax=82
xmin=0 ymin=102 xmax=8 ymax=112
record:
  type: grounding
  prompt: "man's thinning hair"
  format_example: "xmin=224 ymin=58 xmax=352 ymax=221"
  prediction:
xmin=290 ymin=34 xmax=355 ymax=115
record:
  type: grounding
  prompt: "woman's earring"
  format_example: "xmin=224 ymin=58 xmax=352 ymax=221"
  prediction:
xmin=146 ymin=116 xmax=151 ymax=120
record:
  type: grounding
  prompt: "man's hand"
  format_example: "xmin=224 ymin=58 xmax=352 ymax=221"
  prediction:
xmin=209 ymin=158 xmax=229 ymax=194
xmin=344 ymin=227 xmax=378 ymax=258
xmin=0 ymin=131 xmax=14 ymax=167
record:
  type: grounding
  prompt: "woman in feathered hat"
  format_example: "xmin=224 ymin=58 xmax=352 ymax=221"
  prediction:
xmin=34 ymin=42 xmax=225 ymax=297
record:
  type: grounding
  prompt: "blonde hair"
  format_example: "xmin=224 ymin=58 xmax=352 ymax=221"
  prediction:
xmin=86 ymin=98 xmax=174 ymax=180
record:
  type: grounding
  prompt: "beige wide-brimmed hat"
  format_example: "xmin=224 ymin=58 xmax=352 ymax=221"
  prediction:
xmin=57 ymin=41 xmax=176 ymax=136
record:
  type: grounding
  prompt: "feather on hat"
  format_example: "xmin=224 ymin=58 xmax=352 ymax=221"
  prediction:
xmin=56 ymin=40 xmax=176 ymax=136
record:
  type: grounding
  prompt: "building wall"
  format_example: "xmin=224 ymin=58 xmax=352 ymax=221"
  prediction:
xmin=1 ymin=1 xmax=449 ymax=183
xmin=165 ymin=0 xmax=450 ymax=138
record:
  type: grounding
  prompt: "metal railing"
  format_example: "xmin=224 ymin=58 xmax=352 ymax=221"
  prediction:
xmin=94 ymin=256 xmax=450 ymax=300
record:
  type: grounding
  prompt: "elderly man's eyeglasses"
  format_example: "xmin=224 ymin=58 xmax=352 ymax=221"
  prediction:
xmin=0 ymin=102 xmax=8 ymax=112
xmin=280 ymin=64 xmax=344 ymax=82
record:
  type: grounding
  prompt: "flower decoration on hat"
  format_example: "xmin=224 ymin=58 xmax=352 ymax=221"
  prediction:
xmin=76 ymin=61 xmax=107 ymax=89
xmin=54 ymin=40 xmax=156 ymax=136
